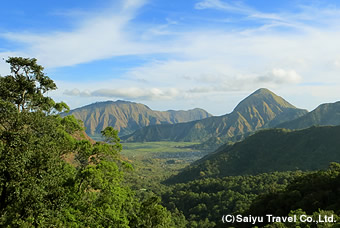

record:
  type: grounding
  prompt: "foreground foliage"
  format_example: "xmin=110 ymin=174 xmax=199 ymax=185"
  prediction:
xmin=3 ymin=57 xmax=340 ymax=227
xmin=162 ymin=171 xmax=302 ymax=227
xmin=0 ymin=57 xmax=176 ymax=227
xmin=161 ymin=164 xmax=340 ymax=227
xmin=243 ymin=163 xmax=340 ymax=227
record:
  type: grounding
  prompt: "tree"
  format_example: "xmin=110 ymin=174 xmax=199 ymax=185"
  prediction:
xmin=0 ymin=57 xmax=175 ymax=227
xmin=0 ymin=57 xmax=72 ymax=225
xmin=0 ymin=57 xmax=68 ymax=113
xmin=0 ymin=99 xmax=76 ymax=226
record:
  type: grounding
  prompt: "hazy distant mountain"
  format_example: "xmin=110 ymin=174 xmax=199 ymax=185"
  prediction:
xmin=277 ymin=101 xmax=340 ymax=130
xmin=122 ymin=88 xmax=307 ymax=142
xmin=165 ymin=125 xmax=340 ymax=184
xmin=64 ymin=100 xmax=212 ymax=137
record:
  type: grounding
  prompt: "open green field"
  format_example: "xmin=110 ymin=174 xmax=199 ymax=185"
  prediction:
xmin=121 ymin=141 xmax=209 ymax=191
xmin=122 ymin=141 xmax=205 ymax=158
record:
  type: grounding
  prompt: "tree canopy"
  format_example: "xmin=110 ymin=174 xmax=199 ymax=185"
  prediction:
xmin=0 ymin=57 xmax=175 ymax=227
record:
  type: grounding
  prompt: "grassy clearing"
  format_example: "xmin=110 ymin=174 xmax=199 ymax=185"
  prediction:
xmin=122 ymin=141 xmax=200 ymax=156
xmin=121 ymin=141 xmax=209 ymax=191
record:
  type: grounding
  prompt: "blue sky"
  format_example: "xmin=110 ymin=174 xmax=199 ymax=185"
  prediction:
xmin=1 ymin=0 xmax=340 ymax=115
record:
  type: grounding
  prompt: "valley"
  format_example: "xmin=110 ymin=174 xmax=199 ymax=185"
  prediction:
xmin=121 ymin=141 xmax=209 ymax=188
xmin=2 ymin=58 xmax=340 ymax=227
xmin=115 ymin=88 xmax=340 ymax=227
xmin=3 ymin=1 xmax=340 ymax=227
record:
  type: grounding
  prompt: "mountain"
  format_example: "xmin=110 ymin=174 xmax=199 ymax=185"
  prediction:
xmin=122 ymin=88 xmax=307 ymax=142
xmin=64 ymin=100 xmax=212 ymax=138
xmin=165 ymin=125 xmax=340 ymax=184
xmin=277 ymin=101 xmax=340 ymax=130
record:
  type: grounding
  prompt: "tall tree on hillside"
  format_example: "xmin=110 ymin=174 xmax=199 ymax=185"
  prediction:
xmin=0 ymin=57 xmax=74 ymax=225
xmin=0 ymin=57 xmax=175 ymax=227
xmin=0 ymin=57 xmax=66 ymax=112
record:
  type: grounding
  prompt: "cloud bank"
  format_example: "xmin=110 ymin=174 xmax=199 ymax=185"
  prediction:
xmin=2 ymin=0 xmax=340 ymax=114
xmin=1 ymin=0 xmax=152 ymax=68
xmin=64 ymin=87 xmax=180 ymax=100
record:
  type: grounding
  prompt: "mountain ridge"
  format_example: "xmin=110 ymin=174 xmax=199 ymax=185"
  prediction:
xmin=277 ymin=101 xmax=340 ymax=129
xmin=63 ymin=100 xmax=212 ymax=138
xmin=122 ymin=88 xmax=308 ymax=142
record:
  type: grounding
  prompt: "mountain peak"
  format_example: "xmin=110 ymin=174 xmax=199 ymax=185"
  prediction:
xmin=253 ymin=88 xmax=274 ymax=95
xmin=123 ymin=89 xmax=307 ymax=143
xmin=115 ymin=100 xmax=134 ymax=104
xmin=65 ymin=101 xmax=212 ymax=137
xmin=234 ymin=88 xmax=296 ymax=112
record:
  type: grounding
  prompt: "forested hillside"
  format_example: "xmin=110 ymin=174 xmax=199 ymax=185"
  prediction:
xmin=166 ymin=125 xmax=340 ymax=184
xmin=159 ymin=164 xmax=340 ymax=227
xmin=162 ymin=171 xmax=302 ymax=227
xmin=2 ymin=57 xmax=340 ymax=228
xmin=277 ymin=101 xmax=340 ymax=130
xmin=0 ymin=57 xmax=180 ymax=227
xmin=242 ymin=163 xmax=340 ymax=227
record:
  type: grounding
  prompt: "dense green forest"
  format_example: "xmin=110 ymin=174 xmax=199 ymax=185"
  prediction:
xmin=161 ymin=171 xmax=302 ymax=227
xmin=277 ymin=101 xmax=340 ymax=130
xmin=0 ymin=57 xmax=180 ymax=227
xmin=2 ymin=57 xmax=340 ymax=227
xmin=166 ymin=126 xmax=340 ymax=184
xmin=243 ymin=163 xmax=340 ymax=227
xmin=159 ymin=164 xmax=340 ymax=227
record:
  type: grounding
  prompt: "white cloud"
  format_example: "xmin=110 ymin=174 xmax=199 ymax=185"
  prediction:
xmin=195 ymin=0 xmax=288 ymax=24
xmin=62 ymin=63 xmax=302 ymax=104
xmin=64 ymin=87 xmax=180 ymax=100
xmin=131 ymin=59 xmax=302 ymax=87
xmin=1 ymin=0 xmax=151 ymax=68
xmin=334 ymin=60 xmax=340 ymax=68
xmin=195 ymin=0 xmax=340 ymax=33
xmin=3 ymin=0 xmax=340 ymax=115
xmin=195 ymin=0 xmax=253 ymax=15
xmin=257 ymin=69 xmax=302 ymax=84
xmin=64 ymin=88 xmax=91 ymax=97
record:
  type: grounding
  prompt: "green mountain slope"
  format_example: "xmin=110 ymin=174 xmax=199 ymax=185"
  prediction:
xmin=244 ymin=163 xmax=340 ymax=227
xmin=277 ymin=101 xmax=340 ymax=129
xmin=165 ymin=125 xmax=340 ymax=184
xmin=122 ymin=88 xmax=307 ymax=142
xmin=64 ymin=100 xmax=212 ymax=137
